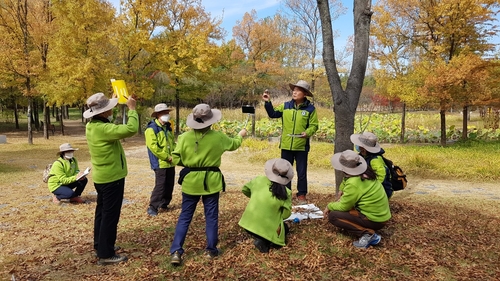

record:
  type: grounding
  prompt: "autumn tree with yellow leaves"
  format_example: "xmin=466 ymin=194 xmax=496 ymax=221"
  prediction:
xmin=39 ymin=1 xmax=116 ymax=123
xmin=371 ymin=0 xmax=499 ymax=145
xmin=0 ymin=0 xmax=56 ymax=143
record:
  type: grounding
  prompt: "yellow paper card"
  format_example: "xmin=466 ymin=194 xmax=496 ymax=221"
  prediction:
xmin=110 ymin=79 xmax=129 ymax=104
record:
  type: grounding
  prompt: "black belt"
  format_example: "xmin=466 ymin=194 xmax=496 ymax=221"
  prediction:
xmin=178 ymin=167 xmax=226 ymax=192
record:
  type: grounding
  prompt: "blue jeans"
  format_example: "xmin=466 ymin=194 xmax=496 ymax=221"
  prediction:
xmin=53 ymin=178 xmax=88 ymax=199
xmin=170 ymin=192 xmax=220 ymax=255
xmin=281 ymin=149 xmax=308 ymax=196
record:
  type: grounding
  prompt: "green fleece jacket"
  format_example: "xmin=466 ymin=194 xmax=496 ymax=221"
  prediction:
xmin=145 ymin=119 xmax=176 ymax=169
xmin=264 ymin=99 xmax=319 ymax=151
xmin=327 ymin=176 xmax=391 ymax=223
xmin=47 ymin=157 xmax=80 ymax=193
xmin=369 ymin=155 xmax=387 ymax=183
xmin=85 ymin=110 xmax=138 ymax=184
xmin=238 ymin=176 xmax=292 ymax=246
xmin=172 ymin=129 xmax=242 ymax=195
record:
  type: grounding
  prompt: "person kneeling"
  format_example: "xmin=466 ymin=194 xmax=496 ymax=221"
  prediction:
xmin=48 ymin=143 xmax=88 ymax=204
xmin=324 ymin=150 xmax=391 ymax=248
xmin=239 ymin=158 xmax=294 ymax=253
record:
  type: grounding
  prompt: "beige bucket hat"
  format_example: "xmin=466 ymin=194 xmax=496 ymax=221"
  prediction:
xmin=264 ymin=158 xmax=294 ymax=185
xmin=83 ymin=93 xmax=118 ymax=119
xmin=151 ymin=103 xmax=174 ymax=117
xmin=57 ymin=143 xmax=78 ymax=156
xmin=331 ymin=150 xmax=367 ymax=176
xmin=186 ymin=104 xmax=222 ymax=129
xmin=350 ymin=132 xmax=381 ymax=154
xmin=289 ymin=80 xmax=313 ymax=97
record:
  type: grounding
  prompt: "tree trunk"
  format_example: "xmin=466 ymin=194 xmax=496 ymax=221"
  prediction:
xmin=14 ymin=97 xmax=19 ymax=130
xmin=33 ymin=99 xmax=39 ymax=130
xmin=440 ymin=109 xmax=446 ymax=146
xmin=318 ymin=0 xmax=372 ymax=192
xmin=462 ymin=105 xmax=468 ymax=140
xmin=27 ymin=97 xmax=33 ymax=145
xmin=43 ymin=105 xmax=50 ymax=139
xmin=60 ymin=108 xmax=64 ymax=136
xmin=400 ymin=102 xmax=406 ymax=143
xmin=175 ymin=87 xmax=180 ymax=137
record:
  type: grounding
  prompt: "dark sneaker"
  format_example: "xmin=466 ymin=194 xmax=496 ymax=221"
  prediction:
xmin=297 ymin=195 xmax=307 ymax=205
xmin=204 ymin=249 xmax=220 ymax=259
xmin=70 ymin=196 xmax=85 ymax=204
xmin=97 ymin=254 xmax=128 ymax=265
xmin=171 ymin=251 xmax=182 ymax=266
xmin=353 ymin=233 xmax=381 ymax=248
xmin=253 ymin=238 xmax=270 ymax=253
xmin=94 ymin=246 xmax=122 ymax=257
xmin=147 ymin=206 xmax=158 ymax=217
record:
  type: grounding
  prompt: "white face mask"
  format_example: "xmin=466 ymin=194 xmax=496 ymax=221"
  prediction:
xmin=64 ymin=152 xmax=74 ymax=159
xmin=160 ymin=114 xmax=170 ymax=123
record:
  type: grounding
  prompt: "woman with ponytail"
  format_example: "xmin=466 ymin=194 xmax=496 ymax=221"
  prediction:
xmin=238 ymin=158 xmax=294 ymax=253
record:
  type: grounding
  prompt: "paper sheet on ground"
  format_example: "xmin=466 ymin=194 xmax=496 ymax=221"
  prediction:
xmin=285 ymin=203 xmax=324 ymax=221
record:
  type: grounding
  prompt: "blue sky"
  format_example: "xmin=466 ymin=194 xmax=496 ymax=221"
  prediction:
xmin=201 ymin=0 xmax=353 ymax=45
xmin=108 ymin=0 xmax=354 ymax=47
xmin=108 ymin=0 xmax=499 ymax=54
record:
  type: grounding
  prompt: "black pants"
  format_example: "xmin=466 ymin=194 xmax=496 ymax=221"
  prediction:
xmin=94 ymin=178 xmax=125 ymax=258
xmin=245 ymin=223 xmax=290 ymax=249
xmin=149 ymin=167 xmax=175 ymax=209
xmin=281 ymin=149 xmax=308 ymax=196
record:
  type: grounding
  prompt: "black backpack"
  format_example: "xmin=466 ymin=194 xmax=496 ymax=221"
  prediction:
xmin=379 ymin=156 xmax=407 ymax=191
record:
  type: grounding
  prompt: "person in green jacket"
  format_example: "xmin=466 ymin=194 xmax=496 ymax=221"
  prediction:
xmin=83 ymin=92 xmax=138 ymax=265
xmin=263 ymin=80 xmax=319 ymax=205
xmin=145 ymin=103 xmax=176 ymax=217
xmin=351 ymin=132 xmax=393 ymax=198
xmin=239 ymin=158 xmax=294 ymax=253
xmin=324 ymin=150 xmax=391 ymax=249
xmin=48 ymin=143 xmax=88 ymax=204
xmin=170 ymin=104 xmax=247 ymax=266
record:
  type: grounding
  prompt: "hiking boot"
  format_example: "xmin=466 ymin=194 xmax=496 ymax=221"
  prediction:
xmin=97 ymin=254 xmax=128 ymax=265
xmin=94 ymin=246 xmax=121 ymax=257
xmin=353 ymin=233 xmax=381 ymax=249
xmin=253 ymin=238 xmax=270 ymax=253
xmin=171 ymin=251 xmax=182 ymax=266
xmin=52 ymin=195 xmax=61 ymax=205
xmin=70 ymin=196 xmax=85 ymax=204
xmin=147 ymin=206 xmax=158 ymax=217
xmin=297 ymin=195 xmax=307 ymax=205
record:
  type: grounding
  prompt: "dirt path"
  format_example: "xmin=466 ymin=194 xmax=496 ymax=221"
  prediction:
xmin=125 ymin=142 xmax=500 ymax=202
xmin=15 ymin=118 xmax=498 ymax=202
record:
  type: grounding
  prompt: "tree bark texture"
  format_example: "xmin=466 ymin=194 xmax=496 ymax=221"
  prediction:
xmin=318 ymin=0 xmax=372 ymax=191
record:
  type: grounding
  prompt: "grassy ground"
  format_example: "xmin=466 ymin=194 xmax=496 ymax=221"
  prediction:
xmin=0 ymin=121 xmax=499 ymax=280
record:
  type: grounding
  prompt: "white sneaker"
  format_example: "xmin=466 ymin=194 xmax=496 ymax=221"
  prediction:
xmin=353 ymin=233 xmax=381 ymax=248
